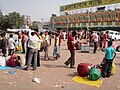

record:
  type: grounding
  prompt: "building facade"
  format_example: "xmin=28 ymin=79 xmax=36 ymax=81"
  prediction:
xmin=50 ymin=0 xmax=120 ymax=31
xmin=22 ymin=15 xmax=32 ymax=29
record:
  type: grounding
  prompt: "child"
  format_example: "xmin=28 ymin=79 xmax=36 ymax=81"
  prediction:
xmin=53 ymin=33 xmax=60 ymax=60
xmin=18 ymin=36 xmax=23 ymax=52
xmin=101 ymin=40 xmax=116 ymax=78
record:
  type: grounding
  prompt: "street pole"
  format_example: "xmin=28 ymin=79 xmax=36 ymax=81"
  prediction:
xmin=41 ymin=18 xmax=44 ymax=31
xmin=66 ymin=15 xmax=68 ymax=31
xmin=87 ymin=10 xmax=91 ymax=43
xmin=66 ymin=12 xmax=69 ymax=31
xmin=87 ymin=10 xmax=90 ymax=31
xmin=52 ymin=18 xmax=55 ymax=31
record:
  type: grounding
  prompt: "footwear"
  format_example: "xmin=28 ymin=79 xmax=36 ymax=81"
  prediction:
xmin=64 ymin=62 xmax=69 ymax=66
xmin=58 ymin=55 xmax=60 ymax=57
xmin=56 ymin=56 xmax=58 ymax=60
xmin=48 ymin=58 xmax=51 ymax=60
xmin=51 ymin=58 xmax=56 ymax=61
xmin=37 ymin=64 xmax=40 ymax=67
xmin=101 ymin=74 xmax=106 ymax=78
xmin=45 ymin=58 xmax=49 ymax=61
xmin=106 ymin=74 xmax=111 ymax=78
xmin=33 ymin=68 xmax=36 ymax=71
xmin=23 ymin=67 xmax=29 ymax=71
xmin=70 ymin=66 xmax=76 ymax=68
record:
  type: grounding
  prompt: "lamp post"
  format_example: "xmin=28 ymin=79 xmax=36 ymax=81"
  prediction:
xmin=41 ymin=18 xmax=44 ymax=31
xmin=52 ymin=18 xmax=55 ymax=30
xmin=86 ymin=10 xmax=91 ymax=43
xmin=87 ymin=10 xmax=90 ymax=31
xmin=67 ymin=15 xmax=69 ymax=30
xmin=65 ymin=12 xmax=69 ymax=31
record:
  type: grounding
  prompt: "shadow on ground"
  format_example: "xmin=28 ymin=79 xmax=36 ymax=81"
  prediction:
xmin=67 ymin=72 xmax=78 ymax=77
xmin=115 ymin=62 xmax=120 ymax=67
xmin=42 ymin=64 xmax=73 ymax=69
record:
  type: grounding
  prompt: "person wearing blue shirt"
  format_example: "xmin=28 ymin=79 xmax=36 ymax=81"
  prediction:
xmin=102 ymin=40 xmax=116 ymax=78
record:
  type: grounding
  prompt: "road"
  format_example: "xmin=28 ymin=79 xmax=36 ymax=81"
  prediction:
xmin=0 ymin=39 xmax=120 ymax=90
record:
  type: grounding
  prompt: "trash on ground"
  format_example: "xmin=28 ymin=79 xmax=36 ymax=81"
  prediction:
xmin=8 ymin=70 xmax=16 ymax=74
xmin=32 ymin=78 xmax=41 ymax=84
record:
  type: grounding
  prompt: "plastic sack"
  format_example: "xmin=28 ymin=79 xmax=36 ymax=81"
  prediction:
xmin=77 ymin=63 xmax=92 ymax=77
xmin=0 ymin=56 xmax=6 ymax=67
xmin=89 ymin=67 xmax=101 ymax=81
xmin=6 ymin=54 xmax=20 ymax=67
xmin=17 ymin=54 xmax=25 ymax=67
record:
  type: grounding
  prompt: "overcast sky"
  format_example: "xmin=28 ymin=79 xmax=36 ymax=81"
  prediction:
xmin=0 ymin=0 xmax=82 ymax=22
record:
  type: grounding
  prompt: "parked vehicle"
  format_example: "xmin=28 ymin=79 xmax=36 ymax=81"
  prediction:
xmin=106 ymin=30 xmax=120 ymax=40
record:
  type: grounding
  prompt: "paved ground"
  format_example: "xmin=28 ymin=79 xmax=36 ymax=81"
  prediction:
xmin=0 ymin=39 xmax=120 ymax=90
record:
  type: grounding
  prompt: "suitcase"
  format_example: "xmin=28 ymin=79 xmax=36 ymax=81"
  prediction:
xmin=81 ymin=43 xmax=89 ymax=53
xmin=77 ymin=63 xmax=92 ymax=77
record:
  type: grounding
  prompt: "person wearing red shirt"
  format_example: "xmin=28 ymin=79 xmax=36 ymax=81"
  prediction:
xmin=103 ymin=31 xmax=109 ymax=49
xmin=64 ymin=31 xmax=76 ymax=68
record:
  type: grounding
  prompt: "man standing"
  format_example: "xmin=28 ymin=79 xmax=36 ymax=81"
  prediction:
xmin=24 ymin=32 xmax=40 ymax=71
xmin=1 ymin=32 xmax=8 ymax=56
xmin=91 ymin=31 xmax=98 ymax=53
xmin=64 ymin=31 xmax=76 ymax=68
xmin=103 ymin=31 xmax=109 ymax=49
xmin=44 ymin=31 xmax=50 ymax=61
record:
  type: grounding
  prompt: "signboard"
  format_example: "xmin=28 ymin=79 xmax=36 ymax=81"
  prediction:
xmin=60 ymin=0 xmax=120 ymax=12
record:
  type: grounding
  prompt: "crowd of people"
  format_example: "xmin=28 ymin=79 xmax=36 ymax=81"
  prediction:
xmin=0 ymin=29 xmax=117 ymax=78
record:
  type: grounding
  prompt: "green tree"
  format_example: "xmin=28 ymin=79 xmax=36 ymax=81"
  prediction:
xmin=8 ymin=12 xmax=24 ymax=29
xmin=0 ymin=12 xmax=24 ymax=31
xmin=29 ymin=24 xmax=38 ymax=30
xmin=0 ymin=15 xmax=10 ymax=31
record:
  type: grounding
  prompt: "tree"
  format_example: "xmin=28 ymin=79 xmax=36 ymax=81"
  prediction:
xmin=0 ymin=15 xmax=10 ymax=31
xmin=0 ymin=12 xmax=24 ymax=31
xmin=8 ymin=12 xmax=24 ymax=29
xmin=29 ymin=21 xmax=39 ymax=30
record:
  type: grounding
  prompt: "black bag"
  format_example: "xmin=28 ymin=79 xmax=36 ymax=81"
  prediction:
xmin=75 ymin=42 xmax=81 ymax=50
xmin=0 ymin=40 xmax=2 ymax=49
xmin=116 ymin=45 xmax=120 ymax=52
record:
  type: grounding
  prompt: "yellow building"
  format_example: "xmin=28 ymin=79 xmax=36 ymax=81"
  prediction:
xmin=50 ymin=0 xmax=120 ymax=31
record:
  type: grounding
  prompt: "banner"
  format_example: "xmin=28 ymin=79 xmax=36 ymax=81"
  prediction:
xmin=60 ymin=0 xmax=120 ymax=12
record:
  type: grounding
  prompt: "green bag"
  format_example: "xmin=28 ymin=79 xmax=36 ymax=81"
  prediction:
xmin=89 ymin=67 xmax=101 ymax=81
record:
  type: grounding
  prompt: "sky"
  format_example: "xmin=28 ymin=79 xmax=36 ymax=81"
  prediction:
xmin=0 ymin=0 xmax=81 ymax=22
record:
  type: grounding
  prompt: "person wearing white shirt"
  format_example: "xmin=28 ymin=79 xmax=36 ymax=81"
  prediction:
xmin=63 ymin=31 xmax=66 ymax=41
xmin=24 ymin=32 xmax=40 ymax=71
xmin=91 ymin=31 xmax=98 ymax=53
xmin=13 ymin=32 xmax=18 ymax=42
xmin=44 ymin=31 xmax=50 ymax=61
xmin=8 ymin=34 xmax=16 ymax=55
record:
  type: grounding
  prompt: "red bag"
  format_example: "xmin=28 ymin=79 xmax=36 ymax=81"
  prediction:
xmin=77 ymin=63 xmax=92 ymax=77
xmin=6 ymin=55 xmax=20 ymax=67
